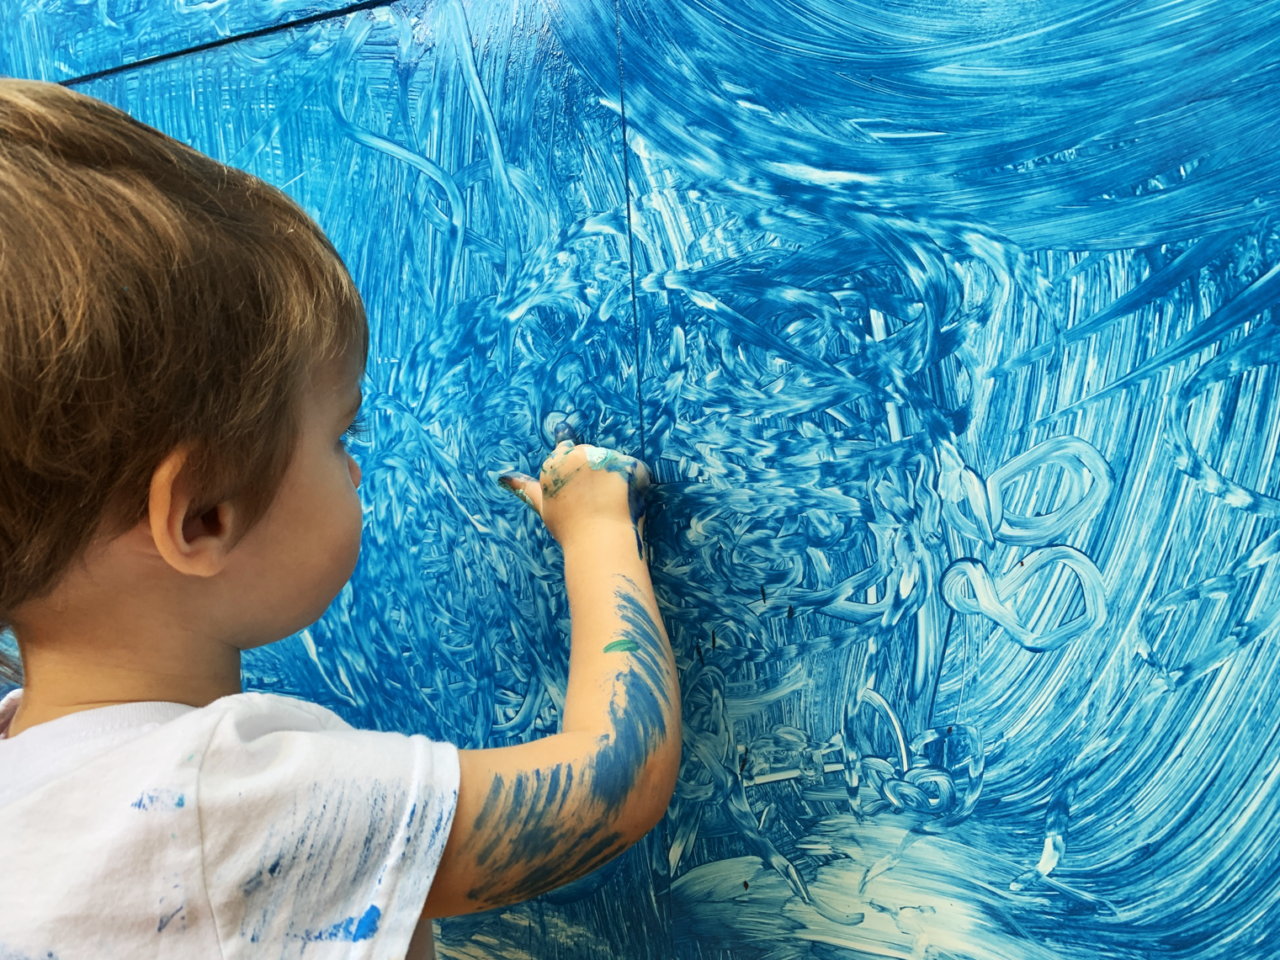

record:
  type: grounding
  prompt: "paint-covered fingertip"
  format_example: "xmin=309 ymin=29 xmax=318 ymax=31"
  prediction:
xmin=498 ymin=472 xmax=539 ymax=510
xmin=498 ymin=470 xmax=536 ymax=488
xmin=553 ymin=421 xmax=580 ymax=445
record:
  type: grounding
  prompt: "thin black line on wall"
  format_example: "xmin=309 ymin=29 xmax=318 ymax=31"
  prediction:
xmin=61 ymin=0 xmax=397 ymax=87
xmin=613 ymin=0 xmax=647 ymax=466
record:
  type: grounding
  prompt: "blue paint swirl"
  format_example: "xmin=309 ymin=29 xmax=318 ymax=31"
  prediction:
xmin=551 ymin=2 xmax=1280 ymax=956
xmin=19 ymin=0 xmax=1280 ymax=955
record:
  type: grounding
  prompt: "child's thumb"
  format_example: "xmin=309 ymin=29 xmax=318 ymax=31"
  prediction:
xmin=498 ymin=471 xmax=543 ymax=515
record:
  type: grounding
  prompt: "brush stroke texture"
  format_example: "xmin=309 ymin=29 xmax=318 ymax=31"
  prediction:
xmin=548 ymin=2 xmax=1280 ymax=958
xmin=73 ymin=2 xmax=665 ymax=955
xmin=0 ymin=0 xmax=359 ymax=83
xmin=14 ymin=0 xmax=1279 ymax=957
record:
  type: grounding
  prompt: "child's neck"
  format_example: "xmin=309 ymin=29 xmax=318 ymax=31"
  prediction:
xmin=8 ymin=619 xmax=242 ymax=737
xmin=6 ymin=518 xmax=250 ymax=737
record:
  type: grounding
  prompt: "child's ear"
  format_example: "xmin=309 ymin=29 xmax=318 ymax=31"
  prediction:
xmin=148 ymin=447 xmax=238 ymax=577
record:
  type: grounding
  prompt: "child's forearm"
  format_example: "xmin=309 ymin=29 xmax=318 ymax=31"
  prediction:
xmin=426 ymin=524 xmax=679 ymax=916
xmin=424 ymin=441 xmax=679 ymax=917
xmin=559 ymin=518 xmax=680 ymax=815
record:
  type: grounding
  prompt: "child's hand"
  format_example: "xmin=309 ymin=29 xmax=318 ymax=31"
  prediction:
xmin=499 ymin=424 xmax=650 ymax=551
xmin=430 ymin=422 xmax=675 ymax=920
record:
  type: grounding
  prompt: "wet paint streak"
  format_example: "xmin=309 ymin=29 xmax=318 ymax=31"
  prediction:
xmin=555 ymin=0 xmax=1280 ymax=249
xmin=0 ymin=0 xmax=363 ymax=83
xmin=551 ymin=2 xmax=1280 ymax=958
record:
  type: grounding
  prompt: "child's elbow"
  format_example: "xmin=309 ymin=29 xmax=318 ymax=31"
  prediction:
xmin=615 ymin=725 xmax=682 ymax=845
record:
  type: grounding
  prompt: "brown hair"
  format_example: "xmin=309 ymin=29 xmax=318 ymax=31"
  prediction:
xmin=0 ymin=80 xmax=367 ymax=682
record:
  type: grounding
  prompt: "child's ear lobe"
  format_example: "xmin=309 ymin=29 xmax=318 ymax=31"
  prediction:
xmin=148 ymin=447 xmax=235 ymax=578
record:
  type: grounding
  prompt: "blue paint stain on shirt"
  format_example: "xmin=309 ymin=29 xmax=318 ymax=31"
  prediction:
xmin=298 ymin=904 xmax=381 ymax=943
xmin=156 ymin=903 xmax=183 ymax=933
xmin=131 ymin=790 xmax=185 ymax=811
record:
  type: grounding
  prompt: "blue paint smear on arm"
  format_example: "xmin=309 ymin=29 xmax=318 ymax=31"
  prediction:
xmin=590 ymin=579 xmax=672 ymax=812
xmin=461 ymin=576 xmax=671 ymax=905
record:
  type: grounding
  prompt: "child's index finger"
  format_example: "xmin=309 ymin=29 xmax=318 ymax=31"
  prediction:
xmin=498 ymin=471 xmax=541 ymax=513
xmin=552 ymin=421 xmax=579 ymax=446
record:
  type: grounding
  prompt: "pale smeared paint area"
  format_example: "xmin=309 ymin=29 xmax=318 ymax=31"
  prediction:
xmin=552 ymin=2 xmax=1280 ymax=957
xmin=15 ymin=0 xmax=1278 ymax=956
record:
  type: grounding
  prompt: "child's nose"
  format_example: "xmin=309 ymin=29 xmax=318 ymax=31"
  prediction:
xmin=347 ymin=455 xmax=362 ymax=489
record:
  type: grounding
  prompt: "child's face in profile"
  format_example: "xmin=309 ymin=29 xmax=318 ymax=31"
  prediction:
xmin=225 ymin=352 xmax=365 ymax=648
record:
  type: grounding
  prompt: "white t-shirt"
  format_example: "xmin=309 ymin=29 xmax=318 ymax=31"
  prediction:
xmin=0 ymin=689 xmax=459 ymax=959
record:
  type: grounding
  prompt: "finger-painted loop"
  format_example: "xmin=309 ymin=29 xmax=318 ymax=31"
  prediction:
xmin=1166 ymin=327 xmax=1280 ymax=517
xmin=909 ymin=724 xmax=984 ymax=827
xmin=860 ymin=757 xmax=957 ymax=814
xmin=849 ymin=688 xmax=910 ymax=774
xmin=986 ymin=436 xmax=1113 ymax=544
xmin=901 ymin=766 xmax=957 ymax=811
xmin=941 ymin=546 xmax=1108 ymax=652
xmin=942 ymin=464 xmax=997 ymax=546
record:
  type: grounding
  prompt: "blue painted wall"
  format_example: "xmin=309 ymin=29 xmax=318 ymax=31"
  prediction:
xmin=0 ymin=0 xmax=359 ymax=82
xmin=6 ymin=0 xmax=1280 ymax=956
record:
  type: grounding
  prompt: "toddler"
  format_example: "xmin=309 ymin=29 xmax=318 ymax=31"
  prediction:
xmin=0 ymin=80 xmax=679 ymax=959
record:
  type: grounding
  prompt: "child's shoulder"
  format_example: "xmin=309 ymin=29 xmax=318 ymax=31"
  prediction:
xmin=0 ymin=690 xmax=460 ymax=955
xmin=204 ymin=689 xmax=359 ymax=735
xmin=1 ymin=689 xmax=460 ymax=858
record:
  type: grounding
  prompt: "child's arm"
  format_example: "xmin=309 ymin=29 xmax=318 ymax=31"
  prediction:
xmin=420 ymin=436 xmax=680 ymax=917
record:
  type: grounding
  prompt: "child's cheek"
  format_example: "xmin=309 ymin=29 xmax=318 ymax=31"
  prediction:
xmin=341 ymin=474 xmax=364 ymax=571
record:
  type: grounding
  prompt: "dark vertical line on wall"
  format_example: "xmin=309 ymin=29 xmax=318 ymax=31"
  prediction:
xmin=60 ymin=0 xmax=397 ymax=87
xmin=613 ymin=9 xmax=666 ymax=955
xmin=927 ymin=607 xmax=956 ymax=727
xmin=614 ymin=0 xmax=647 ymax=464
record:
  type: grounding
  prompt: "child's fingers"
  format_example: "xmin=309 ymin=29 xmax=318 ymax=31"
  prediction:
xmin=629 ymin=458 xmax=652 ymax=494
xmin=546 ymin=440 xmax=575 ymax=462
xmin=540 ymin=438 xmax=580 ymax=478
xmin=552 ymin=421 xmax=579 ymax=446
xmin=498 ymin=471 xmax=543 ymax=514
xmin=581 ymin=444 xmax=650 ymax=489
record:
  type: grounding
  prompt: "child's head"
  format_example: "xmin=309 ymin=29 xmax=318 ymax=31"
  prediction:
xmin=0 ymin=80 xmax=368 ymax=682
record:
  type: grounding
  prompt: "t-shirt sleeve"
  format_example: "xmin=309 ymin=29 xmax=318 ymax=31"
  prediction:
xmin=196 ymin=694 xmax=459 ymax=959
